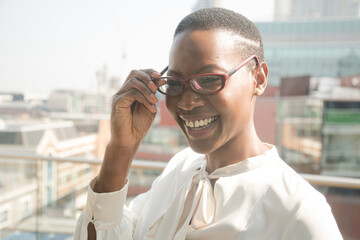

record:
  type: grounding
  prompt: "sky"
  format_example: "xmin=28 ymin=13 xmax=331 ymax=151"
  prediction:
xmin=0 ymin=0 xmax=274 ymax=96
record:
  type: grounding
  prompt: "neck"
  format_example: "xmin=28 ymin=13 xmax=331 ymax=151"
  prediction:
xmin=205 ymin=122 xmax=269 ymax=174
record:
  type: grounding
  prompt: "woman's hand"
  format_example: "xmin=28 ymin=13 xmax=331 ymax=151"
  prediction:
xmin=94 ymin=69 xmax=160 ymax=193
xmin=110 ymin=69 xmax=160 ymax=148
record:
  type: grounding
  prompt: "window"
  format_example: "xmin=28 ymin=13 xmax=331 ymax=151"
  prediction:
xmin=20 ymin=196 xmax=33 ymax=219
xmin=0 ymin=205 xmax=11 ymax=228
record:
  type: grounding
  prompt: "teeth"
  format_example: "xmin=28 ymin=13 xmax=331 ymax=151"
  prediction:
xmin=184 ymin=117 xmax=217 ymax=129
xmin=195 ymin=120 xmax=199 ymax=127
xmin=199 ymin=120 xmax=204 ymax=127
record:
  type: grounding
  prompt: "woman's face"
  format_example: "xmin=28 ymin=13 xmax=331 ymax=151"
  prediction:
xmin=165 ymin=29 xmax=257 ymax=155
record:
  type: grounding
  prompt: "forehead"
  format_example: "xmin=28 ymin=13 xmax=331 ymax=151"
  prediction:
xmin=170 ymin=29 xmax=238 ymax=60
xmin=169 ymin=30 xmax=242 ymax=75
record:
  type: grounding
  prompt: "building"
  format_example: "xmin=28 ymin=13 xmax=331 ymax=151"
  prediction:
xmin=192 ymin=0 xmax=222 ymax=11
xmin=48 ymin=100 xmax=188 ymax=198
xmin=0 ymin=92 xmax=47 ymax=119
xmin=260 ymin=0 xmax=360 ymax=86
xmin=276 ymin=75 xmax=360 ymax=177
xmin=0 ymin=92 xmax=25 ymax=102
xmin=256 ymin=19 xmax=360 ymax=86
xmin=275 ymin=0 xmax=360 ymax=20
xmin=0 ymin=120 xmax=99 ymax=231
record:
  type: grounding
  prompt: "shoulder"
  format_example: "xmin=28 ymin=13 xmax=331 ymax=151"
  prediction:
xmin=261 ymin=147 xmax=327 ymax=212
xmin=283 ymin=190 xmax=342 ymax=239
xmin=262 ymin=148 xmax=342 ymax=238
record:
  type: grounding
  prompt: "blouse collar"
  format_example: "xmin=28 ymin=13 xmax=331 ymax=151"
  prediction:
xmin=202 ymin=144 xmax=277 ymax=179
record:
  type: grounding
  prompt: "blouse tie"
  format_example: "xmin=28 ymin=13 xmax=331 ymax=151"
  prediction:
xmin=190 ymin=165 xmax=216 ymax=229
xmin=146 ymin=161 xmax=223 ymax=240
xmin=172 ymin=163 xmax=218 ymax=240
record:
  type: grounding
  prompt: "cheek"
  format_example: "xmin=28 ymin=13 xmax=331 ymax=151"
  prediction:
xmin=165 ymin=96 xmax=179 ymax=120
xmin=229 ymin=70 xmax=254 ymax=94
xmin=211 ymin=86 xmax=253 ymax=123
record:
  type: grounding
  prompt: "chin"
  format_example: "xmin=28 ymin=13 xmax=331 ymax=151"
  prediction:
xmin=186 ymin=138 xmax=217 ymax=155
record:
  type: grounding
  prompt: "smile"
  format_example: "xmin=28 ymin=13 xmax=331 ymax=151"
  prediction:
xmin=184 ymin=116 xmax=218 ymax=129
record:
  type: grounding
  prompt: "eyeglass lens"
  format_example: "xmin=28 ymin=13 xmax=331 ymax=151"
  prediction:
xmin=155 ymin=75 xmax=224 ymax=96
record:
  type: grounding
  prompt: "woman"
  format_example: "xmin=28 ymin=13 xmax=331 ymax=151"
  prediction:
xmin=75 ymin=8 xmax=342 ymax=240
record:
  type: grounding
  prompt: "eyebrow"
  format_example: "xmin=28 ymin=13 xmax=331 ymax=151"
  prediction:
xmin=167 ymin=64 xmax=228 ymax=77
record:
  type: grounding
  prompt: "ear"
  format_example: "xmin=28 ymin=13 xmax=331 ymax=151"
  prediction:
xmin=252 ymin=62 xmax=268 ymax=96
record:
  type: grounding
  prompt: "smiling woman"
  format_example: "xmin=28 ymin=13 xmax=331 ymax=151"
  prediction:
xmin=74 ymin=8 xmax=343 ymax=240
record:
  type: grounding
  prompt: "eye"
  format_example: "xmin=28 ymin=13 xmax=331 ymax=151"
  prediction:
xmin=167 ymin=79 xmax=182 ymax=87
xmin=158 ymin=77 xmax=183 ymax=96
xmin=193 ymin=75 xmax=223 ymax=92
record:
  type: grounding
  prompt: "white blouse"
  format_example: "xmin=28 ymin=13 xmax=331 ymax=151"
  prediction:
xmin=74 ymin=145 xmax=343 ymax=239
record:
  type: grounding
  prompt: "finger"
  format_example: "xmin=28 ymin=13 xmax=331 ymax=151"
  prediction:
xmin=120 ymin=77 xmax=158 ymax=104
xmin=138 ymin=69 xmax=162 ymax=91
xmin=113 ymin=90 xmax=157 ymax=113
xmin=156 ymin=78 xmax=167 ymax=87
xmin=125 ymin=69 xmax=158 ymax=92
xmin=140 ymin=68 xmax=162 ymax=79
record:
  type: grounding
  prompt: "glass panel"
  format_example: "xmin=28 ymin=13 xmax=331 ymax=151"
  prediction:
xmin=0 ymin=155 xmax=359 ymax=239
xmin=278 ymin=98 xmax=323 ymax=173
xmin=0 ymin=156 xmax=101 ymax=239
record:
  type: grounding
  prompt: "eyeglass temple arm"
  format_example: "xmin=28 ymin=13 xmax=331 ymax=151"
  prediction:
xmin=160 ymin=66 xmax=168 ymax=76
xmin=227 ymin=55 xmax=259 ymax=77
xmin=152 ymin=66 xmax=168 ymax=85
xmin=152 ymin=66 xmax=168 ymax=84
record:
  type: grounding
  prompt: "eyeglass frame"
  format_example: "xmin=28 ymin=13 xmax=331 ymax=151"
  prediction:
xmin=152 ymin=54 xmax=260 ymax=96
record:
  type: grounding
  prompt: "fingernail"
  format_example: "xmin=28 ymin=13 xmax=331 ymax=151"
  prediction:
xmin=151 ymin=105 xmax=157 ymax=112
xmin=150 ymin=93 xmax=158 ymax=103
xmin=149 ymin=81 xmax=157 ymax=92
xmin=151 ymin=72 xmax=161 ymax=79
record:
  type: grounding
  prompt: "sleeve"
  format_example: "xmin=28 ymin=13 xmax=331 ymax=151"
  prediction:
xmin=74 ymin=177 xmax=143 ymax=240
xmin=283 ymin=190 xmax=343 ymax=240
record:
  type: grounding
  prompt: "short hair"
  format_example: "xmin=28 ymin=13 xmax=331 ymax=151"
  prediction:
xmin=174 ymin=8 xmax=264 ymax=69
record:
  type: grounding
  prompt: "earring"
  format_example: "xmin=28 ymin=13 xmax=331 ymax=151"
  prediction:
xmin=256 ymin=90 xmax=262 ymax=95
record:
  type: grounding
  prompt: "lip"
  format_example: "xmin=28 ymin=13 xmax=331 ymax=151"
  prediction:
xmin=179 ymin=115 xmax=219 ymax=139
xmin=179 ymin=113 xmax=217 ymax=121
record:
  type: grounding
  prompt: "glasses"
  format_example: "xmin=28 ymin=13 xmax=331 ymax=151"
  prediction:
xmin=152 ymin=55 xmax=259 ymax=96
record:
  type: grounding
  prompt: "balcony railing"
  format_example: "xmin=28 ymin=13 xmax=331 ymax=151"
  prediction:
xmin=0 ymin=151 xmax=359 ymax=240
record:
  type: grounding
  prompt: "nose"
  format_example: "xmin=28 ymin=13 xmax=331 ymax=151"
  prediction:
xmin=177 ymin=86 xmax=205 ymax=111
